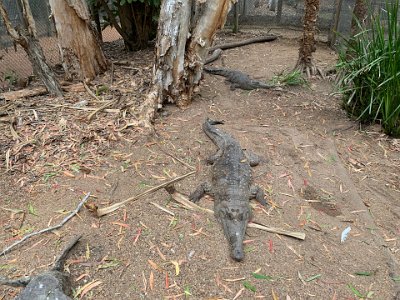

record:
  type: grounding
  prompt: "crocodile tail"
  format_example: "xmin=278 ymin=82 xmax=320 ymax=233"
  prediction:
xmin=203 ymin=66 xmax=226 ymax=76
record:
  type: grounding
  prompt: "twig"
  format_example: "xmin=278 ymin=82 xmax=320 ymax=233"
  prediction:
xmin=47 ymin=103 xmax=120 ymax=113
xmin=111 ymin=62 xmax=114 ymax=85
xmin=166 ymin=188 xmax=306 ymax=240
xmin=97 ymin=171 xmax=196 ymax=217
xmin=83 ymin=81 xmax=100 ymax=101
xmin=87 ymin=100 xmax=114 ymax=121
xmin=156 ymin=144 xmax=195 ymax=170
xmin=0 ymin=193 xmax=91 ymax=257
xmin=150 ymin=202 xmax=175 ymax=216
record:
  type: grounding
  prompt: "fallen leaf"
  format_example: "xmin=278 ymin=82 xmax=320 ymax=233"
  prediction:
xmin=149 ymin=271 xmax=154 ymax=290
xmin=75 ymin=280 xmax=102 ymax=299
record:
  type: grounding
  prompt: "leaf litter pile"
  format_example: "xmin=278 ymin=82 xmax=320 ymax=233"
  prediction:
xmin=1 ymin=30 xmax=400 ymax=299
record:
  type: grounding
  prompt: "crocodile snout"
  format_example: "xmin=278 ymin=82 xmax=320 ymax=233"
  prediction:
xmin=232 ymin=247 xmax=244 ymax=261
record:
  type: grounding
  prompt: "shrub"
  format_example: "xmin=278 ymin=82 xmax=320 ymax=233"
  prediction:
xmin=337 ymin=0 xmax=400 ymax=137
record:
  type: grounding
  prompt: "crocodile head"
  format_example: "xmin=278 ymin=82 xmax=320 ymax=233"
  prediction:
xmin=217 ymin=204 xmax=251 ymax=261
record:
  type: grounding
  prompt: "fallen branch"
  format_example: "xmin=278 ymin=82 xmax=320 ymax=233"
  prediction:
xmin=87 ymin=100 xmax=115 ymax=121
xmin=0 ymin=193 xmax=90 ymax=257
xmin=209 ymin=35 xmax=278 ymax=52
xmin=97 ymin=171 xmax=196 ymax=217
xmin=165 ymin=187 xmax=305 ymax=240
xmin=0 ymin=83 xmax=85 ymax=101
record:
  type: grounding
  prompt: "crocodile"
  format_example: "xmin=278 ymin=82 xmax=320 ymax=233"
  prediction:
xmin=189 ymin=118 xmax=267 ymax=261
xmin=203 ymin=66 xmax=273 ymax=90
xmin=0 ymin=236 xmax=82 ymax=300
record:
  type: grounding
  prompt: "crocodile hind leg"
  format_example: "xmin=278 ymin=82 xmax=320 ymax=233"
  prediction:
xmin=189 ymin=182 xmax=212 ymax=202
xmin=244 ymin=150 xmax=260 ymax=167
xmin=250 ymin=185 xmax=267 ymax=206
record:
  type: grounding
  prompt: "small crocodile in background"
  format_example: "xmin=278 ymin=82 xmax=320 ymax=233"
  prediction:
xmin=1 ymin=235 xmax=81 ymax=300
xmin=203 ymin=66 xmax=274 ymax=90
xmin=190 ymin=118 xmax=267 ymax=261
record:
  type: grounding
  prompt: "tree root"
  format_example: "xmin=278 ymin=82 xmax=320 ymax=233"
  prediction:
xmin=295 ymin=60 xmax=325 ymax=79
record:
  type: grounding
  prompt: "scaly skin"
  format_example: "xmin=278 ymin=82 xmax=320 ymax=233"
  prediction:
xmin=204 ymin=66 xmax=273 ymax=90
xmin=190 ymin=118 xmax=267 ymax=261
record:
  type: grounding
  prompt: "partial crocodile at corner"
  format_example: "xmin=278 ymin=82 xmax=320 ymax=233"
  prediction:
xmin=190 ymin=118 xmax=267 ymax=261
xmin=203 ymin=66 xmax=273 ymax=90
xmin=1 ymin=236 xmax=82 ymax=300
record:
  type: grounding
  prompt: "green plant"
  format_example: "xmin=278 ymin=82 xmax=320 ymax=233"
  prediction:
xmin=272 ymin=70 xmax=307 ymax=86
xmin=337 ymin=0 xmax=400 ymax=136
xmin=3 ymin=70 xmax=18 ymax=85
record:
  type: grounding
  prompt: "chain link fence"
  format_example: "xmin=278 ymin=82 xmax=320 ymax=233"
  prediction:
xmin=0 ymin=0 xmax=121 ymax=90
xmin=0 ymin=0 xmax=395 ymax=90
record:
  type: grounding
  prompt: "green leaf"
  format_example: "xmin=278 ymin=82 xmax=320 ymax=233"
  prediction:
xmin=251 ymin=273 xmax=274 ymax=281
xmin=305 ymin=274 xmax=322 ymax=282
xmin=354 ymin=271 xmax=373 ymax=276
xmin=27 ymin=203 xmax=38 ymax=216
xmin=243 ymin=281 xmax=256 ymax=293
xmin=393 ymin=276 xmax=400 ymax=282
xmin=347 ymin=284 xmax=365 ymax=298
xmin=183 ymin=286 xmax=191 ymax=296
xmin=97 ymin=258 xmax=120 ymax=270
xmin=43 ymin=172 xmax=58 ymax=182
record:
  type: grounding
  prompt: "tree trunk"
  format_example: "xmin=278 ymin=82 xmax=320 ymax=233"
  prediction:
xmin=351 ymin=0 xmax=368 ymax=36
xmin=233 ymin=2 xmax=239 ymax=33
xmin=134 ymin=0 xmax=233 ymax=128
xmin=295 ymin=0 xmax=323 ymax=78
xmin=118 ymin=4 xmax=137 ymax=51
xmin=89 ymin=1 xmax=102 ymax=42
xmin=0 ymin=0 xmax=63 ymax=96
xmin=48 ymin=0 xmax=107 ymax=81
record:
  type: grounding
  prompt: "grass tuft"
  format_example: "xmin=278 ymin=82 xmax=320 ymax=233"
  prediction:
xmin=336 ymin=0 xmax=400 ymax=136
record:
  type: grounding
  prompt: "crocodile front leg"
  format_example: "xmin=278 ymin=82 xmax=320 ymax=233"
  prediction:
xmin=189 ymin=182 xmax=212 ymax=202
xmin=250 ymin=185 xmax=267 ymax=206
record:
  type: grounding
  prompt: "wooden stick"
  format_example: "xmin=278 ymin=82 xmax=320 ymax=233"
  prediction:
xmin=166 ymin=188 xmax=306 ymax=240
xmin=248 ymin=222 xmax=305 ymax=240
xmin=97 ymin=171 xmax=196 ymax=217
xmin=87 ymin=100 xmax=114 ymax=121
xmin=0 ymin=193 xmax=90 ymax=257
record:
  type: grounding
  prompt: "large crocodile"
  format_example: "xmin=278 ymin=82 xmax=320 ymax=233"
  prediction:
xmin=190 ymin=118 xmax=267 ymax=261
xmin=203 ymin=66 xmax=273 ymax=90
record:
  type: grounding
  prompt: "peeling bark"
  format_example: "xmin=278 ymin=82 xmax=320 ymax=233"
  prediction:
xmin=151 ymin=0 xmax=233 ymax=109
xmin=295 ymin=0 xmax=323 ymax=78
xmin=0 ymin=0 xmax=63 ymax=96
xmin=49 ymin=0 xmax=108 ymax=81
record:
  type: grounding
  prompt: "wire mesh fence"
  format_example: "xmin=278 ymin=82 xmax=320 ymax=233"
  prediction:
xmin=0 ymin=0 xmax=397 ymax=90
xmin=0 ymin=0 xmax=121 ymax=90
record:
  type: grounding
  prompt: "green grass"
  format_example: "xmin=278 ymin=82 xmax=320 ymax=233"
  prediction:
xmin=272 ymin=70 xmax=308 ymax=86
xmin=336 ymin=0 xmax=400 ymax=136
